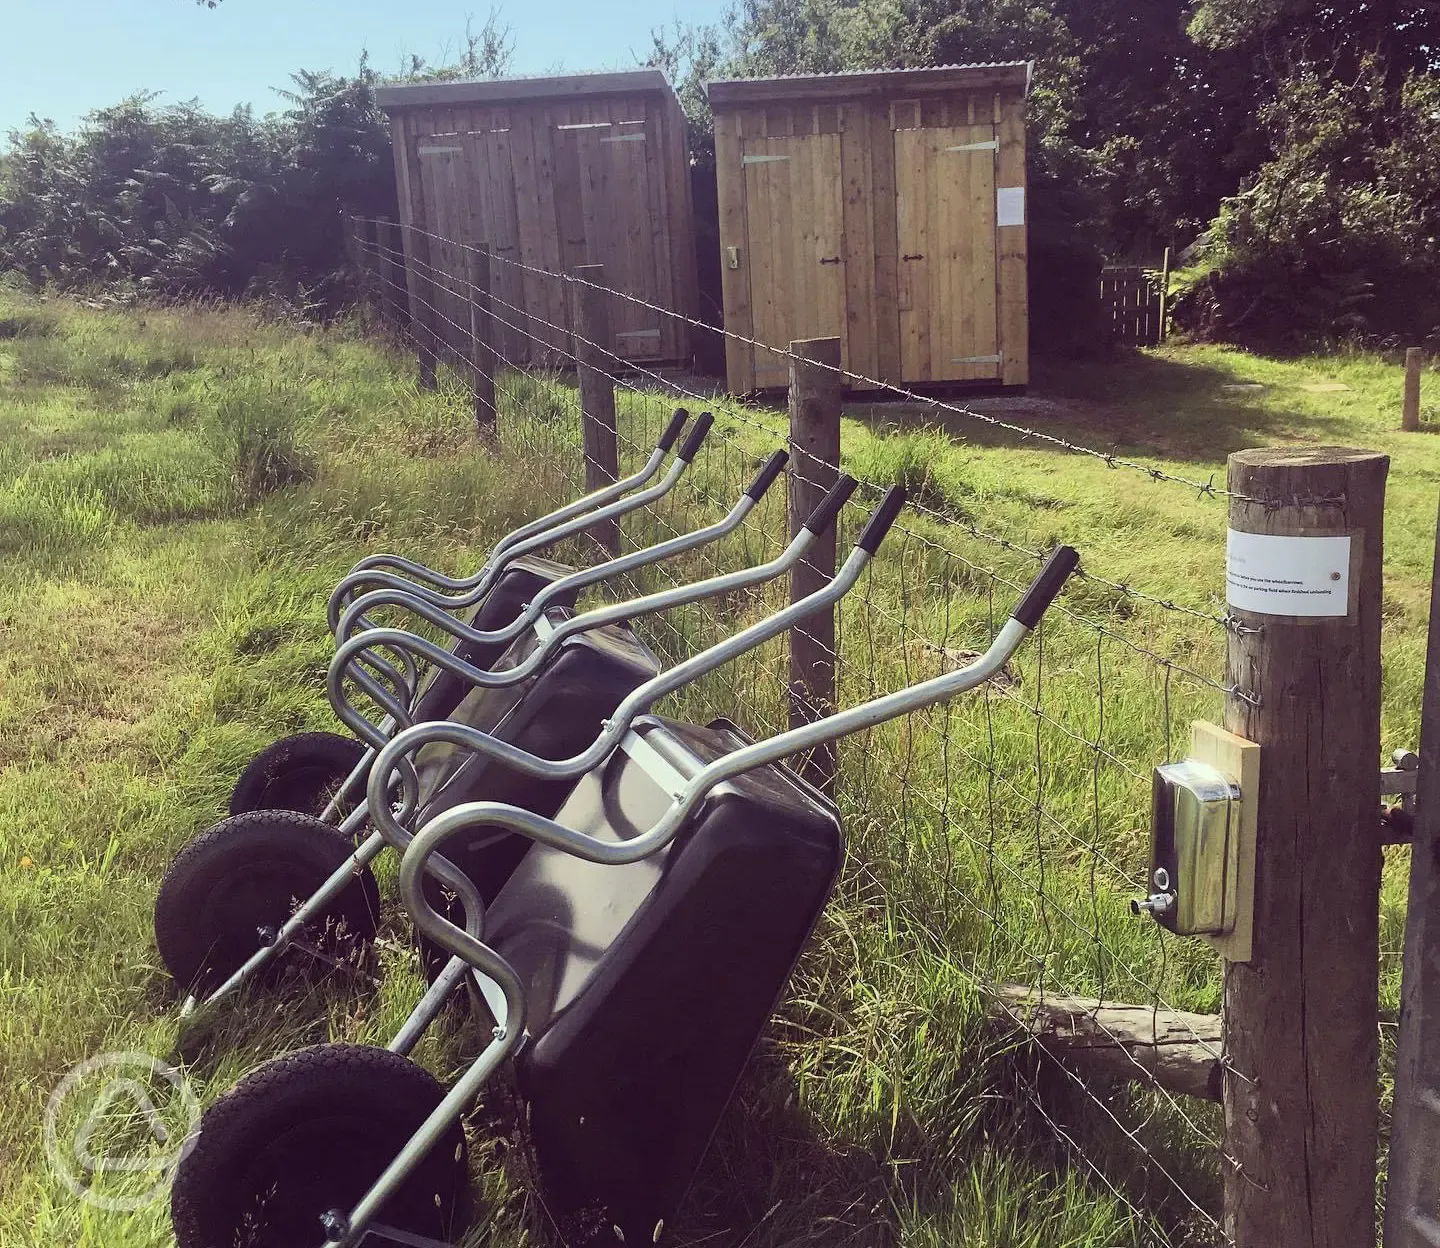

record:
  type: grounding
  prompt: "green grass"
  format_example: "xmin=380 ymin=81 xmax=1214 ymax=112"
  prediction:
xmin=0 ymin=293 xmax=1425 ymax=1246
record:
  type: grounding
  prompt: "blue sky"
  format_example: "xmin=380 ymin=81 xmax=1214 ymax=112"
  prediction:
xmin=0 ymin=0 xmax=727 ymax=136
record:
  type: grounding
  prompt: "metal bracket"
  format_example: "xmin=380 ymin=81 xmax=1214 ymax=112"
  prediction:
xmin=1382 ymin=749 xmax=1420 ymax=799
xmin=1381 ymin=748 xmax=1420 ymax=844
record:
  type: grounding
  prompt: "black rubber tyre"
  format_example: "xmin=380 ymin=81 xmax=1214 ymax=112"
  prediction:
xmin=229 ymin=731 xmax=368 ymax=818
xmin=154 ymin=811 xmax=380 ymax=994
xmin=171 ymin=1043 xmax=470 ymax=1248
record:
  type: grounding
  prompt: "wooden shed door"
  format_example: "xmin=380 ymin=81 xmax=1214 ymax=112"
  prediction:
xmin=741 ymin=134 xmax=847 ymax=390
xmin=458 ymin=129 xmax=529 ymax=365
xmin=413 ymin=137 xmax=474 ymax=364
xmin=553 ymin=121 xmax=667 ymax=360
xmin=895 ymin=124 xmax=1000 ymax=382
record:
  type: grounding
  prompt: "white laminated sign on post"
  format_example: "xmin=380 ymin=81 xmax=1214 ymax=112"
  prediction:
xmin=1225 ymin=530 xmax=1352 ymax=617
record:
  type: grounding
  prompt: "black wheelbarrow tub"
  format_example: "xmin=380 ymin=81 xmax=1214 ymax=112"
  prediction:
xmin=483 ymin=716 xmax=843 ymax=1245
xmin=410 ymin=613 xmax=661 ymax=915
xmin=408 ymin=554 xmax=580 ymax=724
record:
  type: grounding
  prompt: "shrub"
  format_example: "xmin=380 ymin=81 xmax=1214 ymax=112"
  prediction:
xmin=1176 ymin=62 xmax=1440 ymax=349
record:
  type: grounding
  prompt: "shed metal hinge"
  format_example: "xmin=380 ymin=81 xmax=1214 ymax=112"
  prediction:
xmin=600 ymin=133 xmax=647 ymax=144
xmin=742 ymin=154 xmax=791 ymax=165
xmin=951 ymin=354 xmax=1004 ymax=365
xmin=946 ymin=139 xmax=1000 ymax=152
xmin=417 ymin=145 xmax=463 ymax=156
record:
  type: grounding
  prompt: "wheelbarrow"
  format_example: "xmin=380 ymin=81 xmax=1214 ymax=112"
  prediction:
xmin=169 ymin=497 xmax=1080 ymax=1248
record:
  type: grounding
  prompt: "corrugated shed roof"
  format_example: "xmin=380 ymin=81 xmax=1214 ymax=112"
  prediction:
xmin=706 ymin=61 xmax=1032 ymax=105
xmin=376 ymin=69 xmax=675 ymax=111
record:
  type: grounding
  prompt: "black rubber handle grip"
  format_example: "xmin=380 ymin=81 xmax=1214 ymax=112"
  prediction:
xmin=656 ymin=408 xmax=689 ymax=452
xmin=856 ymin=486 xmax=907 ymax=554
xmin=677 ymin=410 xmax=715 ymax=461
xmin=745 ymin=449 xmax=789 ymax=501
xmin=1011 ymin=545 xmax=1080 ymax=628
xmin=802 ymin=475 xmax=857 ymax=535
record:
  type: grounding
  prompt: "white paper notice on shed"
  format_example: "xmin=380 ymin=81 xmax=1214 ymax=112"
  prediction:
xmin=996 ymin=187 xmax=1025 ymax=227
xmin=1225 ymin=530 xmax=1352 ymax=617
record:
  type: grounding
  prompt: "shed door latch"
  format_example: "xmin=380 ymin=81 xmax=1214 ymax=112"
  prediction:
xmin=902 ymin=253 xmax=924 ymax=262
xmin=819 ymin=256 xmax=841 ymax=265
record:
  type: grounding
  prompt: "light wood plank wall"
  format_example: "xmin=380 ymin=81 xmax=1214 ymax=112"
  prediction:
xmin=713 ymin=83 xmax=1029 ymax=393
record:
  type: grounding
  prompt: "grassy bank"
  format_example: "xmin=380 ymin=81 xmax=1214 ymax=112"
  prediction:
xmin=0 ymin=293 xmax=1426 ymax=1246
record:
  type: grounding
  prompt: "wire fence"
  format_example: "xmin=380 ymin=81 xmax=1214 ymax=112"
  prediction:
xmin=350 ymin=215 xmax=1245 ymax=1246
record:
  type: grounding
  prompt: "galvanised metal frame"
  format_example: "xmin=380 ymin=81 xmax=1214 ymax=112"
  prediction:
xmin=187 ymin=470 xmax=853 ymax=1020
xmin=315 ymin=536 xmax=1079 ymax=1248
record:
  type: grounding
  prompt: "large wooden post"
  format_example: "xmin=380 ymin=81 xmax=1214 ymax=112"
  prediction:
xmin=466 ymin=244 xmax=497 ymax=439
xmin=1404 ymin=348 xmax=1423 ymax=432
xmin=1222 ymin=447 xmax=1388 ymax=1248
xmin=350 ymin=215 xmax=374 ymax=304
xmin=402 ymin=221 xmax=439 ymax=391
xmin=1385 ymin=491 xmax=1440 ymax=1248
xmin=567 ymin=265 xmax=619 ymax=556
xmin=376 ymin=218 xmax=405 ymax=331
xmin=788 ymin=336 xmax=843 ymax=794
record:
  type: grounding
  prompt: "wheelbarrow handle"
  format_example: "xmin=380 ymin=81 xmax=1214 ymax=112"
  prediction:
xmin=675 ymin=410 xmax=714 ymax=462
xmin=857 ymin=485 xmax=907 ymax=553
xmin=746 ymin=449 xmax=789 ymax=501
xmin=656 ymin=406 xmax=690 ymax=453
xmin=1010 ymin=546 xmax=1081 ymax=628
xmin=803 ymin=475 xmax=858 ymax=535
xmin=327 ymin=411 xmax=694 ymax=631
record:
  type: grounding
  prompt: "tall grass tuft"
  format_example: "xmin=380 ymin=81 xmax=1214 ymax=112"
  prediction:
xmin=0 ymin=476 xmax=115 ymax=565
xmin=847 ymin=426 xmax=964 ymax=517
xmin=0 ymin=306 xmax=60 ymax=340
xmin=206 ymin=380 xmax=316 ymax=505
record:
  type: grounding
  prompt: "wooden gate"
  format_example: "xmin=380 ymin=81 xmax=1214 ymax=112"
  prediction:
xmin=1100 ymin=263 xmax=1169 ymax=347
xmin=740 ymin=133 xmax=847 ymax=390
xmin=895 ymin=124 xmax=1000 ymax=382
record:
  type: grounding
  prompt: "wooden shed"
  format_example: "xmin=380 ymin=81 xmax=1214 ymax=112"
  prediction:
xmin=706 ymin=63 xmax=1031 ymax=393
xmin=376 ymin=71 xmax=698 ymax=367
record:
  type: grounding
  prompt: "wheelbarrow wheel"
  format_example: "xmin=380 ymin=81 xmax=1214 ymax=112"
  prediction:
xmin=154 ymin=811 xmax=380 ymax=994
xmin=171 ymin=1043 xmax=471 ymax=1248
xmin=229 ymin=731 xmax=367 ymax=819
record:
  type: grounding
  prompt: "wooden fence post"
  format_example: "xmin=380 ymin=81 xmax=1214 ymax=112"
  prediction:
xmin=1222 ymin=447 xmax=1388 ymax=1248
xmin=568 ymin=265 xmax=619 ymax=556
xmin=466 ymin=244 xmax=497 ymax=439
xmin=1385 ymin=491 xmax=1440 ymax=1248
xmin=1158 ymin=246 xmax=1172 ymax=342
xmin=340 ymin=207 xmax=360 ymax=272
xmin=400 ymin=221 xmax=438 ymax=391
xmin=349 ymin=215 xmax=371 ymax=299
xmin=1404 ymin=347 xmax=1423 ymax=431
xmin=376 ymin=218 xmax=405 ymax=332
xmin=788 ymin=336 xmax=843 ymax=794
